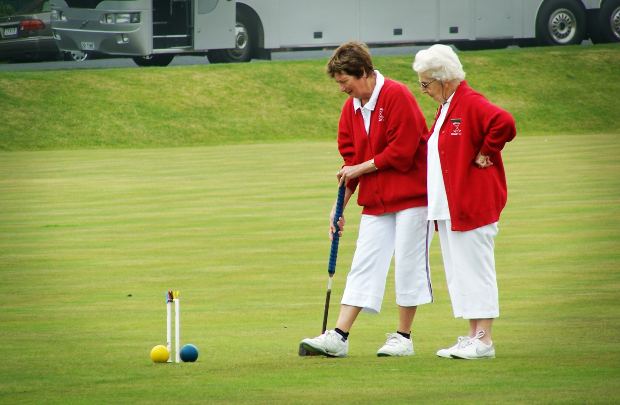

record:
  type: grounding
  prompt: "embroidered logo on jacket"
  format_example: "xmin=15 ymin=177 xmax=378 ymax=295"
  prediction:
xmin=450 ymin=118 xmax=462 ymax=136
xmin=378 ymin=108 xmax=385 ymax=122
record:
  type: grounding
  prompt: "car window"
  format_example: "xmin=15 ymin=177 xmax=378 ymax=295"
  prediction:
xmin=0 ymin=1 xmax=18 ymax=17
xmin=9 ymin=0 xmax=51 ymax=14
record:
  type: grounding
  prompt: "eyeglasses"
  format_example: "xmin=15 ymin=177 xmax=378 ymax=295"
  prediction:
xmin=419 ymin=79 xmax=437 ymax=89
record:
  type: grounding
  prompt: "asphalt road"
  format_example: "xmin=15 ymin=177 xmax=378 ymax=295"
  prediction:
xmin=0 ymin=40 xmax=598 ymax=72
xmin=0 ymin=45 xmax=424 ymax=72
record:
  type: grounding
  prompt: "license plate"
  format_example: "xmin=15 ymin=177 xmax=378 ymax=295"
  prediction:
xmin=80 ymin=41 xmax=95 ymax=50
xmin=3 ymin=27 xmax=17 ymax=36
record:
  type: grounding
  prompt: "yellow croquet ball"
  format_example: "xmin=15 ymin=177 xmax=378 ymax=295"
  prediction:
xmin=150 ymin=345 xmax=169 ymax=363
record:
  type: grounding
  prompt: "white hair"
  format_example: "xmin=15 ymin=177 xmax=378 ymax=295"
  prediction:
xmin=412 ymin=44 xmax=465 ymax=82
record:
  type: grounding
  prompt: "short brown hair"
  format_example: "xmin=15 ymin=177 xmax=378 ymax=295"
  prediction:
xmin=326 ymin=41 xmax=374 ymax=78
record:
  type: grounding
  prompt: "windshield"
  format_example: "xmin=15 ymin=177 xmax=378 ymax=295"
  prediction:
xmin=0 ymin=0 xmax=50 ymax=16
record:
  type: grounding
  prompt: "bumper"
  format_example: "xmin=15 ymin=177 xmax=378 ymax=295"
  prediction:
xmin=0 ymin=36 xmax=59 ymax=60
xmin=53 ymin=26 xmax=151 ymax=56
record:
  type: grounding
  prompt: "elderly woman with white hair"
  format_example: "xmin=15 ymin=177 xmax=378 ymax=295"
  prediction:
xmin=412 ymin=44 xmax=516 ymax=359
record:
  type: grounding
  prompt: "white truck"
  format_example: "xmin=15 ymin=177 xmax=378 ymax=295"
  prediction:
xmin=50 ymin=0 xmax=620 ymax=66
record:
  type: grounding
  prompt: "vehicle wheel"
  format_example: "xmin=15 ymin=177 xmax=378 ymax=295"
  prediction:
xmin=65 ymin=51 xmax=88 ymax=62
xmin=132 ymin=54 xmax=174 ymax=67
xmin=207 ymin=9 xmax=253 ymax=63
xmin=536 ymin=0 xmax=587 ymax=45
xmin=593 ymin=0 xmax=620 ymax=42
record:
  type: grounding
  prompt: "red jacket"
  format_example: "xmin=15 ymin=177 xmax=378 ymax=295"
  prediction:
xmin=433 ymin=81 xmax=516 ymax=231
xmin=338 ymin=78 xmax=428 ymax=215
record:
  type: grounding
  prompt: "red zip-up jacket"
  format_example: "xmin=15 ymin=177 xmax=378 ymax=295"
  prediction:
xmin=338 ymin=78 xmax=428 ymax=215
xmin=433 ymin=81 xmax=516 ymax=231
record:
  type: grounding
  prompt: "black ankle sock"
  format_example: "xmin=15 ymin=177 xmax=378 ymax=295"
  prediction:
xmin=397 ymin=331 xmax=411 ymax=340
xmin=335 ymin=328 xmax=349 ymax=341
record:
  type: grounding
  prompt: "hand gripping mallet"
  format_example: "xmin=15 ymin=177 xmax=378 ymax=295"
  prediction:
xmin=299 ymin=184 xmax=346 ymax=356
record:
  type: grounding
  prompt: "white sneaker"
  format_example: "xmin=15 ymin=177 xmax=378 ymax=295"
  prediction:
xmin=300 ymin=330 xmax=348 ymax=357
xmin=377 ymin=333 xmax=414 ymax=357
xmin=450 ymin=331 xmax=495 ymax=359
xmin=436 ymin=336 xmax=471 ymax=358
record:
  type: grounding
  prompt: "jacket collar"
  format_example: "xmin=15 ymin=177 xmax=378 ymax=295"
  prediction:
xmin=353 ymin=70 xmax=385 ymax=112
xmin=434 ymin=80 xmax=470 ymax=119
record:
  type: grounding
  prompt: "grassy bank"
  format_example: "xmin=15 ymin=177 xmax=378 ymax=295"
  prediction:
xmin=0 ymin=44 xmax=619 ymax=150
xmin=0 ymin=134 xmax=618 ymax=403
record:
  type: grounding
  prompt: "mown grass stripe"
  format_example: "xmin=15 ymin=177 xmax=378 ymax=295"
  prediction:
xmin=0 ymin=134 xmax=618 ymax=403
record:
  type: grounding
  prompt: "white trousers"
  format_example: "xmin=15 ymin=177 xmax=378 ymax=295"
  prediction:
xmin=436 ymin=220 xmax=499 ymax=319
xmin=341 ymin=207 xmax=433 ymax=314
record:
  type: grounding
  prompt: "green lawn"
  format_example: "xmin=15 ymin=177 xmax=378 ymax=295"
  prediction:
xmin=0 ymin=44 xmax=619 ymax=150
xmin=0 ymin=134 xmax=618 ymax=403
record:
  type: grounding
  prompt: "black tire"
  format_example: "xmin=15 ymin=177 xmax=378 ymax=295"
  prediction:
xmin=593 ymin=0 xmax=620 ymax=43
xmin=536 ymin=0 xmax=587 ymax=45
xmin=132 ymin=54 xmax=174 ymax=67
xmin=207 ymin=9 xmax=253 ymax=63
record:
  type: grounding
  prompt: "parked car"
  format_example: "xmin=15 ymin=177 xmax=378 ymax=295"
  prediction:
xmin=0 ymin=0 xmax=87 ymax=62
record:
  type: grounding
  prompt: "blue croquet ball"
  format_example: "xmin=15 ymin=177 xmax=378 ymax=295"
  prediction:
xmin=180 ymin=344 xmax=199 ymax=362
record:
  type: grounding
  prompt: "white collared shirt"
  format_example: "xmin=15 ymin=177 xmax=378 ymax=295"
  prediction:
xmin=427 ymin=93 xmax=455 ymax=220
xmin=353 ymin=70 xmax=384 ymax=135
